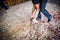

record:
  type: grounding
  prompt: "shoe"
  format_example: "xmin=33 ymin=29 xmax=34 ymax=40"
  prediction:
xmin=48 ymin=16 xmax=52 ymax=22
xmin=48 ymin=18 xmax=51 ymax=22
xmin=32 ymin=19 xmax=38 ymax=23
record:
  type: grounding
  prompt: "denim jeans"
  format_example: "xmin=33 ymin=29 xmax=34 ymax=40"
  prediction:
xmin=38 ymin=0 xmax=52 ymax=20
xmin=0 ymin=0 xmax=8 ymax=10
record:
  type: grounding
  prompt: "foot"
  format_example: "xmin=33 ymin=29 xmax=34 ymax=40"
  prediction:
xmin=32 ymin=19 xmax=38 ymax=23
xmin=48 ymin=16 xmax=52 ymax=22
xmin=48 ymin=18 xmax=51 ymax=22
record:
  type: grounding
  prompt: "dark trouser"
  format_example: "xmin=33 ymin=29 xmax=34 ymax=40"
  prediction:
xmin=38 ymin=0 xmax=52 ymax=20
xmin=0 ymin=0 xmax=8 ymax=10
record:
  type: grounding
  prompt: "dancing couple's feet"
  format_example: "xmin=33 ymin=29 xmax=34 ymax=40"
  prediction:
xmin=30 ymin=15 xmax=52 ymax=24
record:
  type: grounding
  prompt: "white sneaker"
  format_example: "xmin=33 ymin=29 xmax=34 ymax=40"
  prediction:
xmin=32 ymin=19 xmax=38 ymax=23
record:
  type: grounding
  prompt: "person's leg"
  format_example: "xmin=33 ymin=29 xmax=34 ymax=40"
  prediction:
xmin=37 ymin=0 xmax=42 ymax=19
xmin=40 ymin=0 xmax=52 ymax=22
xmin=31 ymin=4 xmax=36 ymax=18
xmin=37 ymin=10 xmax=41 ymax=19
xmin=32 ymin=4 xmax=40 ymax=23
xmin=34 ymin=4 xmax=40 ymax=20
xmin=31 ymin=0 xmax=40 ymax=23
xmin=0 ymin=1 xmax=8 ymax=10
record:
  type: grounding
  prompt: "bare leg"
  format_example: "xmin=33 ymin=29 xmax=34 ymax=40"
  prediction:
xmin=34 ymin=4 xmax=40 ymax=19
xmin=31 ymin=4 xmax=36 ymax=18
xmin=32 ymin=4 xmax=40 ymax=23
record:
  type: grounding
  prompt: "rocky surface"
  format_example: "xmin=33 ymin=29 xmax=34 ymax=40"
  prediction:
xmin=0 ymin=1 xmax=60 ymax=40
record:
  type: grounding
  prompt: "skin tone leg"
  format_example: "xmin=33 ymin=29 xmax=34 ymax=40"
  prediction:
xmin=34 ymin=4 xmax=40 ymax=19
xmin=31 ymin=4 xmax=36 ymax=18
xmin=31 ymin=4 xmax=40 ymax=23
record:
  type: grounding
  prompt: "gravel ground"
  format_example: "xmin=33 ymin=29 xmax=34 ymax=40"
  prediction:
xmin=0 ymin=1 xmax=60 ymax=40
